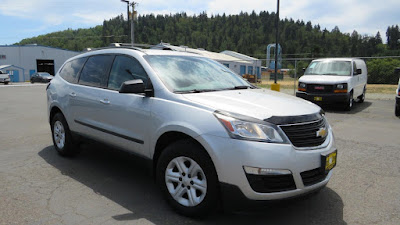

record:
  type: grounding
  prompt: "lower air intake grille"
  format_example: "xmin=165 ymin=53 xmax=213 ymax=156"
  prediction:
xmin=300 ymin=168 xmax=327 ymax=186
xmin=245 ymin=174 xmax=296 ymax=193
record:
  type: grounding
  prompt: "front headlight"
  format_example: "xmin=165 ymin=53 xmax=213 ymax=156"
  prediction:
xmin=334 ymin=83 xmax=348 ymax=93
xmin=298 ymin=82 xmax=306 ymax=91
xmin=214 ymin=112 xmax=286 ymax=143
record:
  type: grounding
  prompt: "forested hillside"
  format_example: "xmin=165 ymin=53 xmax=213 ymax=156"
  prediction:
xmin=17 ymin=11 xmax=400 ymax=59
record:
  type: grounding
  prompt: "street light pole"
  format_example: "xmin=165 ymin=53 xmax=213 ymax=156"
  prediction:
xmin=274 ymin=0 xmax=280 ymax=85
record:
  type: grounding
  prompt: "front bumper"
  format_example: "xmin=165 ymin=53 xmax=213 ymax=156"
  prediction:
xmin=296 ymin=91 xmax=349 ymax=104
xmin=0 ymin=77 xmax=10 ymax=83
xmin=198 ymin=129 xmax=336 ymax=201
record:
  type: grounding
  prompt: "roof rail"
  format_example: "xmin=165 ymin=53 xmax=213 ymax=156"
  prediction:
xmin=83 ymin=44 xmax=144 ymax=53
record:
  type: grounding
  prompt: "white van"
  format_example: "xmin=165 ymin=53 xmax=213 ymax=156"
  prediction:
xmin=296 ymin=58 xmax=367 ymax=110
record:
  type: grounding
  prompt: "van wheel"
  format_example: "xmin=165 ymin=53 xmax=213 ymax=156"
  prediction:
xmin=396 ymin=105 xmax=400 ymax=117
xmin=358 ymin=87 xmax=366 ymax=103
xmin=4 ymin=82 xmax=9 ymax=85
xmin=345 ymin=92 xmax=353 ymax=111
xmin=51 ymin=113 xmax=79 ymax=156
xmin=156 ymin=139 xmax=219 ymax=218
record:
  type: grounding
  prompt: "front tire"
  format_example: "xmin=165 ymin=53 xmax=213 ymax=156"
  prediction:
xmin=395 ymin=104 xmax=400 ymax=117
xmin=51 ymin=113 xmax=79 ymax=156
xmin=345 ymin=92 xmax=353 ymax=111
xmin=156 ymin=139 xmax=219 ymax=217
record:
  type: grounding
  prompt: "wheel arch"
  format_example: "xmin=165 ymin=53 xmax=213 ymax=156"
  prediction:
xmin=152 ymin=131 xmax=218 ymax=181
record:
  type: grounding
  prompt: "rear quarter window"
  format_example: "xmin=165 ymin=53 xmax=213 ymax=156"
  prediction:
xmin=59 ymin=57 xmax=87 ymax=84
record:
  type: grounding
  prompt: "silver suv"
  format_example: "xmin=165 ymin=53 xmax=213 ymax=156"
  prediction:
xmin=47 ymin=47 xmax=337 ymax=217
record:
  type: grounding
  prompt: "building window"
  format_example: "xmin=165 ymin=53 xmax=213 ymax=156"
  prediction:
xmin=240 ymin=65 xmax=246 ymax=75
xmin=223 ymin=63 xmax=229 ymax=68
xmin=248 ymin=66 xmax=253 ymax=75
xmin=0 ymin=55 xmax=6 ymax=60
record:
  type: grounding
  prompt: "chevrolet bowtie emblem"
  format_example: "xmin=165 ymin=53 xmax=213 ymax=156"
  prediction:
xmin=316 ymin=127 xmax=327 ymax=138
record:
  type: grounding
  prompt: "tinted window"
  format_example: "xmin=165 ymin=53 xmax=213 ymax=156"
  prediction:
xmin=79 ymin=55 xmax=114 ymax=87
xmin=59 ymin=57 xmax=87 ymax=84
xmin=108 ymin=55 xmax=149 ymax=90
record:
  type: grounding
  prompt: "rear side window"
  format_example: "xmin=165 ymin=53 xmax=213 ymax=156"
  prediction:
xmin=108 ymin=55 xmax=149 ymax=90
xmin=59 ymin=57 xmax=87 ymax=83
xmin=79 ymin=55 xmax=114 ymax=88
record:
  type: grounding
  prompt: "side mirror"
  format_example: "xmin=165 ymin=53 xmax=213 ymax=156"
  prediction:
xmin=119 ymin=79 xmax=153 ymax=97
xmin=355 ymin=68 xmax=362 ymax=75
xmin=302 ymin=68 xmax=306 ymax=72
xmin=119 ymin=79 xmax=145 ymax=94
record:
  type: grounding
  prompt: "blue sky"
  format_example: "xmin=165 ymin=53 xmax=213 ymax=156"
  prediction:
xmin=0 ymin=0 xmax=399 ymax=45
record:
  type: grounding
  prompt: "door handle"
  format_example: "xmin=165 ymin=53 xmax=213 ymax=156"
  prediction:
xmin=100 ymin=99 xmax=110 ymax=105
xmin=69 ymin=92 xmax=76 ymax=97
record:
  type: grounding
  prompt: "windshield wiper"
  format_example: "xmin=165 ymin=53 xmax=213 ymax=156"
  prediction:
xmin=233 ymin=85 xmax=251 ymax=89
xmin=174 ymin=89 xmax=219 ymax=94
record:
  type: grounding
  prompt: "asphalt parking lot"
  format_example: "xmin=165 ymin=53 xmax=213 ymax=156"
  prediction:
xmin=0 ymin=85 xmax=399 ymax=225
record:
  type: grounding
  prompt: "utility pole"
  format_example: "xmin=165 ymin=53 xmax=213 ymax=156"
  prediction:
xmin=130 ymin=1 xmax=137 ymax=46
xmin=120 ymin=0 xmax=130 ymax=42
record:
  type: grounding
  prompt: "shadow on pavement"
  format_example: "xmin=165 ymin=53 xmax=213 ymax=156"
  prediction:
xmin=39 ymin=144 xmax=346 ymax=225
xmin=322 ymin=101 xmax=372 ymax=115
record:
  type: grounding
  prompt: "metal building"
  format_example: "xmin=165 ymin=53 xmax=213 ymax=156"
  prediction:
xmin=0 ymin=45 xmax=79 ymax=82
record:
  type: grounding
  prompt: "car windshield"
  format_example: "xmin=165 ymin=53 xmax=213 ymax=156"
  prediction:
xmin=144 ymin=55 xmax=252 ymax=93
xmin=305 ymin=61 xmax=351 ymax=76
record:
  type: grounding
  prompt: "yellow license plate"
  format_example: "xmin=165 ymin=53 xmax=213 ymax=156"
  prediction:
xmin=314 ymin=96 xmax=323 ymax=101
xmin=324 ymin=151 xmax=337 ymax=172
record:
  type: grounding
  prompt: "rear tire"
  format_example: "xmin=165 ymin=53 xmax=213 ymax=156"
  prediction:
xmin=51 ymin=113 xmax=80 ymax=156
xmin=395 ymin=104 xmax=400 ymax=117
xmin=358 ymin=87 xmax=366 ymax=103
xmin=156 ymin=139 xmax=219 ymax=218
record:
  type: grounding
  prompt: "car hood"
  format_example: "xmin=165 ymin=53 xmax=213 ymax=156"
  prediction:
xmin=299 ymin=75 xmax=351 ymax=84
xmin=182 ymin=89 xmax=320 ymax=121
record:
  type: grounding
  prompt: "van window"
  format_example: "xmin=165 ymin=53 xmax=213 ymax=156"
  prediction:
xmin=79 ymin=55 xmax=114 ymax=88
xmin=59 ymin=57 xmax=87 ymax=84
xmin=108 ymin=55 xmax=149 ymax=90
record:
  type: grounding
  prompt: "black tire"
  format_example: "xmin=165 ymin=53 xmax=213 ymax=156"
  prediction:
xmin=395 ymin=104 xmax=400 ymax=117
xmin=345 ymin=92 xmax=353 ymax=111
xmin=156 ymin=139 xmax=219 ymax=218
xmin=30 ymin=80 xmax=34 ymax=84
xmin=358 ymin=86 xmax=366 ymax=103
xmin=50 ymin=113 xmax=80 ymax=156
xmin=4 ymin=82 xmax=8 ymax=85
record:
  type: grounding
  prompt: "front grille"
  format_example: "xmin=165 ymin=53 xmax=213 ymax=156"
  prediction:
xmin=245 ymin=174 xmax=296 ymax=193
xmin=306 ymin=84 xmax=334 ymax=93
xmin=279 ymin=118 xmax=327 ymax=148
xmin=300 ymin=168 xmax=327 ymax=186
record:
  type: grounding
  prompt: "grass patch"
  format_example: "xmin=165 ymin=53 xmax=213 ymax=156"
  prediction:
xmin=253 ymin=78 xmax=397 ymax=94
